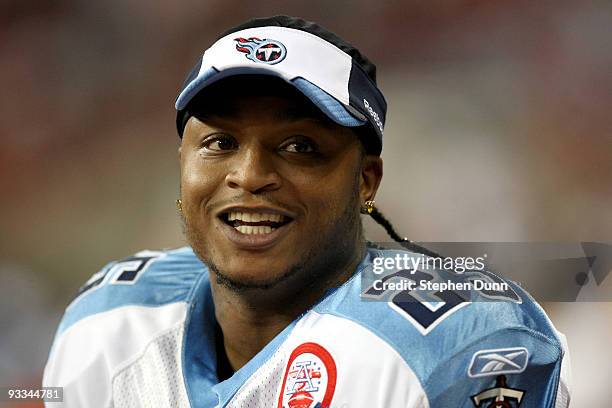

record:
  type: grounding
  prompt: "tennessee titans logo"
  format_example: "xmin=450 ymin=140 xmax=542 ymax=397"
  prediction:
xmin=234 ymin=37 xmax=287 ymax=64
xmin=471 ymin=375 xmax=525 ymax=407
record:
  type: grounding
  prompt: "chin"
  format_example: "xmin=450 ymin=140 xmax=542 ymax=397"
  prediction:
xmin=202 ymin=251 xmax=298 ymax=290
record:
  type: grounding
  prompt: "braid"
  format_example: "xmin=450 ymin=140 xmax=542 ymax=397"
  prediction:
xmin=369 ymin=207 xmax=404 ymax=242
xmin=369 ymin=207 xmax=442 ymax=258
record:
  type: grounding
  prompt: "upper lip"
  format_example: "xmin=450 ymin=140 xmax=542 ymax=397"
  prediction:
xmin=216 ymin=205 xmax=297 ymax=220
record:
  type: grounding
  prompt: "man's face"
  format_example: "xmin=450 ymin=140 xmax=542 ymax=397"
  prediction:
xmin=179 ymin=90 xmax=381 ymax=292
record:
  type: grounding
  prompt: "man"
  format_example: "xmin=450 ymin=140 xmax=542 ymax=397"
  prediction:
xmin=43 ymin=16 xmax=571 ymax=407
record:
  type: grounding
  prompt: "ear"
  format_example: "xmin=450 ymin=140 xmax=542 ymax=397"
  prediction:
xmin=359 ymin=155 xmax=383 ymax=203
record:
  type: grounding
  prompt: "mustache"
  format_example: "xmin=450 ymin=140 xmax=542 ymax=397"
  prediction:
xmin=207 ymin=194 xmax=300 ymax=214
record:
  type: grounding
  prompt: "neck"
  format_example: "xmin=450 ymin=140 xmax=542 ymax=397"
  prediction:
xmin=210 ymin=244 xmax=365 ymax=372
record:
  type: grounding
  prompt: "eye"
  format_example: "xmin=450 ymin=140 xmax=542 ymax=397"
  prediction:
xmin=202 ymin=134 xmax=238 ymax=151
xmin=280 ymin=137 xmax=318 ymax=154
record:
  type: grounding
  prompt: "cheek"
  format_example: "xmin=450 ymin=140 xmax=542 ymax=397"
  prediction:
xmin=180 ymin=156 xmax=223 ymax=213
xmin=286 ymin=164 xmax=359 ymax=222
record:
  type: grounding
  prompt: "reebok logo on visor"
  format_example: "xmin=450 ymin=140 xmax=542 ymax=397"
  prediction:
xmin=234 ymin=37 xmax=287 ymax=64
xmin=363 ymin=98 xmax=383 ymax=133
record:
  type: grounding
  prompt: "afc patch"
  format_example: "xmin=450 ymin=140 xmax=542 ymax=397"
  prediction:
xmin=278 ymin=342 xmax=337 ymax=408
xmin=234 ymin=37 xmax=287 ymax=64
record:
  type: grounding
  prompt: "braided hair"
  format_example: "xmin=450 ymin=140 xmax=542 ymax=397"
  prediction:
xmin=368 ymin=207 xmax=442 ymax=258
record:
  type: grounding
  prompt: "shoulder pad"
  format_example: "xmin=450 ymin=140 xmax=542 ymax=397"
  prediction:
xmin=57 ymin=246 xmax=208 ymax=335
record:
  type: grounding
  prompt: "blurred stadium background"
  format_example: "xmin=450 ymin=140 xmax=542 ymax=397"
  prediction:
xmin=1 ymin=0 xmax=610 ymax=406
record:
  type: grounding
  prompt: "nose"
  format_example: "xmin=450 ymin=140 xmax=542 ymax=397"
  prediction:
xmin=225 ymin=144 xmax=282 ymax=193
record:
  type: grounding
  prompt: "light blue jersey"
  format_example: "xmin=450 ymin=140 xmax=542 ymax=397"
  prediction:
xmin=44 ymin=246 xmax=570 ymax=407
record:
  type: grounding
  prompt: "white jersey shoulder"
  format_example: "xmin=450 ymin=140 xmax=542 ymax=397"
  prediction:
xmin=43 ymin=247 xmax=207 ymax=408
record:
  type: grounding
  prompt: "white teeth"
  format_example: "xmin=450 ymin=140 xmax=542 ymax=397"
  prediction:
xmin=226 ymin=211 xmax=286 ymax=223
xmin=235 ymin=225 xmax=274 ymax=234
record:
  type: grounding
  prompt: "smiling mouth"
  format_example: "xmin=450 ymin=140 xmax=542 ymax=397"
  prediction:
xmin=220 ymin=211 xmax=293 ymax=234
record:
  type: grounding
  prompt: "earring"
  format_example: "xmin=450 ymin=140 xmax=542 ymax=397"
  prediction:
xmin=175 ymin=199 xmax=182 ymax=212
xmin=361 ymin=200 xmax=376 ymax=214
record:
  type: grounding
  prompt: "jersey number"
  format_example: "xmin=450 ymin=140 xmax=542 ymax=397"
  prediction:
xmin=74 ymin=253 xmax=162 ymax=299
xmin=364 ymin=269 xmax=467 ymax=335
